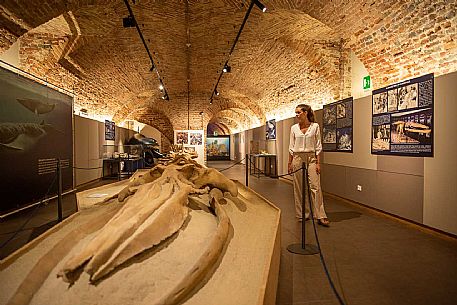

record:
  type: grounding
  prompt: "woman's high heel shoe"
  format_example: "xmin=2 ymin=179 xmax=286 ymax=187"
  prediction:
xmin=318 ymin=218 xmax=330 ymax=227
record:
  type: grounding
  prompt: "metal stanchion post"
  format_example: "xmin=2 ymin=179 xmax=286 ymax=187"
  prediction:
xmin=118 ymin=156 xmax=122 ymax=181
xmin=245 ymin=154 xmax=249 ymax=187
xmin=57 ymin=158 xmax=63 ymax=222
xmin=287 ymin=161 xmax=319 ymax=255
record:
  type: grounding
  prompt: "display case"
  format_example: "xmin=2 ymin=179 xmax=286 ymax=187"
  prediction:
xmin=206 ymin=135 xmax=230 ymax=161
xmin=126 ymin=133 xmax=163 ymax=167
xmin=249 ymin=154 xmax=277 ymax=178
xmin=102 ymin=144 xmax=144 ymax=179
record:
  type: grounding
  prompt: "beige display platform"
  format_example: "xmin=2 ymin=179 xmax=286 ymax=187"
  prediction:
xmin=76 ymin=169 xmax=151 ymax=210
xmin=0 ymin=179 xmax=281 ymax=305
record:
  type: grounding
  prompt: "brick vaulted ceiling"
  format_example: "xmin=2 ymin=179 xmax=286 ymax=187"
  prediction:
xmin=1 ymin=0 xmax=456 ymax=137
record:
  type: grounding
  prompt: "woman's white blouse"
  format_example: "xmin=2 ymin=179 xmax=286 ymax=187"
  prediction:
xmin=289 ymin=122 xmax=322 ymax=155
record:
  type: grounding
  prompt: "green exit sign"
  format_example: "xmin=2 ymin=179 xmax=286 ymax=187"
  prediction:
xmin=363 ymin=75 xmax=371 ymax=90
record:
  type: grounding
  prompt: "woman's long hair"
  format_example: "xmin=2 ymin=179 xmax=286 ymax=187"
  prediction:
xmin=296 ymin=104 xmax=315 ymax=122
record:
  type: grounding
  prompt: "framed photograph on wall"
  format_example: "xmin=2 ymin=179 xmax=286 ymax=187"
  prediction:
xmin=176 ymin=131 xmax=189 ymax=144
xmin=105 ymin=120 xmax=115 ymax=140
xmin=190 ymin=132 xmax=203 ymax=145
xmin=266 ymin=119 xmax=276 ymax=140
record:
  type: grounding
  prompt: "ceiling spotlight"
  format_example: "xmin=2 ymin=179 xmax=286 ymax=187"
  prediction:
xmin=215 ymin=89 xmax=220 ymax=96
xmin=161 ymin=91 xmax=169 ymax=100
xmin=209 ymin=99 xmax=213 ymax=105
xmin=254 ymin=0 xmax=267 ymax=12
xmin=199 ymin=111 xmax=204 ymax=115
xmin=149 ymin=64 xmax=155 ymax=72
xmin=159 ymin=81 xmax=164 ymax=90
xmin=122 ymin=15 xmax=136 ymax=28
xmin=223 ymin=65 xmax=231 ymax=73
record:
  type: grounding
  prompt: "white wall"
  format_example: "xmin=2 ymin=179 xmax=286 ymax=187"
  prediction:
xmin=230 ymin=135 xmax=235 ymax=161
xmin=351 ymin=50 xmax=372 ymax=100
xmin=423 ymin=73 xmax=457 ymax=234
xmin=266 ymin=140 xmax=276 ymax=154
xmin=74 ymin=115 xmax=103 ymax=185
xmin=276 ymin=117 xmax=294 ymax=177
xmin=74 ymin=115 xmax=137 ymax=186
xmin=0 ymin=40 xmax=19 ymax=67
xmin=240 ymin=132 xmax=246 ymax=164
xmin=245 ymin=129 xmax=253 ymax=156
xmin=139 ymin=124 xmax=162 ymax=147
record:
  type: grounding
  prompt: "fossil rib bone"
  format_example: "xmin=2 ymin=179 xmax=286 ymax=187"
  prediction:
xmin=152 ymin=196 xmax=230 ymax=305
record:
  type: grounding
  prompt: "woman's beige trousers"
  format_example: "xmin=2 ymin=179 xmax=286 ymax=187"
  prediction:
xmin=292 ymin=152 xmax=327 ymax=220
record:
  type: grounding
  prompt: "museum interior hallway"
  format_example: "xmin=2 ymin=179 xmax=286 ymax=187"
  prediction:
xmin=1 ymin=161 xmax=457 ymax=305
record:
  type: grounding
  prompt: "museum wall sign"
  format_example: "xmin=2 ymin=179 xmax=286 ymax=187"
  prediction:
xmin=371 ymin=73 xmax=434 ymax=157
xmin=0 ymin=66 xmax=73 ymax=213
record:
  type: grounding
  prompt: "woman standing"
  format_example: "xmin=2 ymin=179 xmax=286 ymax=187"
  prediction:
xmin=288 ymin=104 xmax=330 ymax=226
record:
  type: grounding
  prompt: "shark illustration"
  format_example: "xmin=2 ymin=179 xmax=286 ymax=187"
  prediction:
xmin=16 ymin=98 xmax=56 ymax=115
xmin=0 ymin=121 xmax=55 ymax=151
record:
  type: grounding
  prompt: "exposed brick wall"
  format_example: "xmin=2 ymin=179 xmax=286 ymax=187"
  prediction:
xmin=0 ymin=5 xmax=29 ymax=53
xmin=19 ymin=33 xmax=69 ymax=76
xmin=298 ymin=0 xmax=457 ymax=89
xmin=1 ymin=0 xmax=455 ymax=136
xmin=0 ymin=27 xmax=18 ymax=52
xmin=207 ymin=122 xmax=228 ymax=136
xmin=127 ymin=107 xmax=174 ymax=144
xmin=160 ymin=133 xmax=172 ymax=153
xmin=223 ymin=8 xmax=349 ymax=120
xmin=243 ymin=38 xmax=352 ymax=119
xmin=213 ymin=108 xmax=256 ymax=132
xmin=348 ymin=0 xmax=457 ymax=88
xmin=18 ymin=31 xmax=124 ymax=118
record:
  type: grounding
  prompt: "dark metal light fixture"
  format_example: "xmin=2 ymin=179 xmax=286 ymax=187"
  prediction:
xmin=215 ymin=89 xmax=220 ymax=96
xmin=123 ymin=0 xmax=169 ymax=101
xmin=122 ymin=15 xmax=136 ymax=27
xmin=254 ymin=0 xmax=267 ymax=12
xmin=208 ymin=0 xmax=266 ymax=104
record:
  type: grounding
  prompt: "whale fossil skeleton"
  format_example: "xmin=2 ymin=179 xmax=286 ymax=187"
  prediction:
xmin=59 ymin=153 xmax=237 ymax=304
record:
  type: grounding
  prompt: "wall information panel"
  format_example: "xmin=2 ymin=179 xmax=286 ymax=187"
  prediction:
xmin=323 ymin=97 xmax=353 ymax=153
xmin=371 ymin=73 xmax=433 ymax=157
